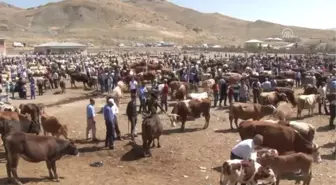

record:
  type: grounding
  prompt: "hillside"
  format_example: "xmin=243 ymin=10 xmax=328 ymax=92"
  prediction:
xmin=0 ymin=0 xmax=335 ymax=46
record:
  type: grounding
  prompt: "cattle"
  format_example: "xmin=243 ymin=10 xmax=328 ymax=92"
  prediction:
xmin=219 ymin=159 xmax=276 ymax=185
xmin=187 ymin=92 xmax=208 ymax=99
xmin=169 ymin=98 xmax=211 ymax=132
xmin=228 ymin=103 xmax=277 ymax=130
xmin=238 ymin=120 xmax=322 ymax=163
xmin=278 ymin=120 xmax=315 ymax=142
xmin=69 ymin=72 xmax=90 ymax=88
xmin=258 ymin=152 xmax=313 ymax=185
xmin=259 ymin=91 xmax=289 ymax=106
xmin=275 ymin=78 xmax=294 ymax=88
xmin=142 ymin=114 xmax=163 ymax=157
xmin=172 ymin=84 xmax=187 ymax=100
xmin=0 ymin=102 xmax=19 ymax=112
xmin=202 ymin=79 xmax=215 ymax=95
xmin=19 ymin=103 xmax=41 ymax=126
xmin=169 ymin=81 xmax=189 ymax=99
xmin=303 ymin=84 xmax=318 ymax=95
xmin=110 ymin=81 xmax=127 ymax=107
xmin=4 ymin=132 xmax=78 ymax=185
xmin=137 ymin=71 xmax=156 ymax=82
xmin=274 ymin=87 xmax=297 ymax=107
xmin=0 ymin=111 xmax=41 ymax=142
xmin=297 ymin=94 xmax=321 ymax=118
xmin=41 ymin=114 xmax=68 ymax=139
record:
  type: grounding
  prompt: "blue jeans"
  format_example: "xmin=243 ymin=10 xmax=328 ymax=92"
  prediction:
xmin=105 ymin=121 xmax=115 ymax=147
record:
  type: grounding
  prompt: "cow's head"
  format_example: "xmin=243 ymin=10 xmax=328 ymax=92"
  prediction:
xmin=312 ymin=143 xmax=322 ymax=163
xmin=66 ymin=140 xmax=79 ymax=156
xmin=277 ymin=92 xmax=289 ymax=103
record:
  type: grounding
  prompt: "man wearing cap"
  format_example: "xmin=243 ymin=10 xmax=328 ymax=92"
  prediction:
xmin=230 ymin=134 xmax=264 ymax=160
xmin=126 ymin=94 xmax=138 ymax=140
xmin=106 ymin=96 xmax=122 ymax=140
xmin=103 ymin=98 xmax=115 ymax=149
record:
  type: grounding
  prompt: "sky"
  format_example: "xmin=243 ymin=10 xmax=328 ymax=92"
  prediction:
xmin=3 ymin=0 xmax=336 ymax=29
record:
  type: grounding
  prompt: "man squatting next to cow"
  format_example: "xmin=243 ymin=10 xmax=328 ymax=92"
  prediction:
xmin=230 ymin=134 xmax=266 ymax=161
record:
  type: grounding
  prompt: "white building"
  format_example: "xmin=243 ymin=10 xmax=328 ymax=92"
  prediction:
xmin=244 ymin=39 xmax=263 ymax=48
xmin=34 ymin=42 xmax=87 ymax=54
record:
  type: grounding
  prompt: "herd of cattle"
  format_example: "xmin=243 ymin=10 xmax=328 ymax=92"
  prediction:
xmin=1 ymin=53 xmax=336 ymax=185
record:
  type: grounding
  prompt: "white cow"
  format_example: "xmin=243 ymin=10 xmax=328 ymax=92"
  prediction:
xmin=187 ymin=92 xmax=208 ymax=99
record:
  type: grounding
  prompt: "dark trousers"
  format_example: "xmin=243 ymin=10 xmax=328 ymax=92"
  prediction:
xmin=295 ymin=78 xmax=301 ymax=87
xmin=161 ymin=97 xmax=168 ymax=112
xmin=213 ymin=91 xmax=219 ymax=107
xmin=105 ymin=121 xmax=114 ymax=147
xmin=53 ymin=79 xmax=58 ymax=88
xmin=253 ymin=90 xmax=260 ymax=104
xmin=239 ymin=97 xmax=247 ymax=103
xmin=318 ymin=99 xmax=329 ymax=115
xmin=31 ymin=90 xmax=35 ymax=99
xmin=139 ymin=98 xmax=146 ymax=113
xmin=38 ymin=84 xmax=43 ymax=95
xmin=129 ymin=116 xmax=137 ymax=140
xmin=233 ymin=93 xmax=239 ymax=102
xmin=219 ymin=93 xmax=227 ymax=106
xmin=230 ymin=152 xmax=243 ymax=160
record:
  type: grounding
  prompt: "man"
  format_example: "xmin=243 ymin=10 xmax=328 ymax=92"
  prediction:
xmin=109 ymin=97 xmax=122 ymax=140
xmin=146 ymin=90 xmax=165 ymax=116
xmin=138 ymin=81 xmax=147 ymax=113
xmin=230 ymin=134 xmax=264 ymax=160
xmin=295 ymin=71 xmax=301 ymax=87
xmin=129 ymin=76 xmax=138 ymax=95
xmin=30 ymin=77 xmax=36 ymax=100
xmin=103 ymin=98 xmax=115 ymax=149
xmin=212 ymin=79 xmax=219 ymax=107
xmin=252 ymin=79 xmax=261 ymax=103
xmin=262 ymin=78 xmax=272 ymax=92
xmin=239 ymin=81 xmax=249 ymax=103
xmin=86 ymin=99 xmax=98 ymax=141
xmin=318 ymin=82 xmax=329 ymax=115
xmin=161 ymin=79 xmax=169 ymax=112
xmin=52 ymin=71 xmax=59 ymax=89
xmin=126 ymin=94 xmax=138 ymax=141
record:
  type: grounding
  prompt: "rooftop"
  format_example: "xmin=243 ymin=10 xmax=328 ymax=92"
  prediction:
xmin=35 ymin=42 xmax=87 ymax=48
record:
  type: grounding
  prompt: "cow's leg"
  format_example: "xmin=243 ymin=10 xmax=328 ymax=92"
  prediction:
xmin=181 ymin=120 xmax=186 ymax=132
xmin=229 ymin=115 xmax=233 ymax=130
xmin=46 ymin=161 xmax=54 ymax=179
xmin=234 ymin=118 xmax=239 ymax=129
xmin=275 ymin=174 xmax=281 ymax=185
xmin=51 ymin=161 xmax=59 ymax=182
xmin=151 ymin=139 xmax=155 ymax=148
xmin=147 ymin=139 xmax=153 ymax=157
xmin=9 ymin=154 xmax=22 ymax=185
xmin=157 ymin=137 xmax=161 ymax=148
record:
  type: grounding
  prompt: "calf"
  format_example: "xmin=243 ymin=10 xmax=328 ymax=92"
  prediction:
xmin=142 ymin=114 xmax=163 ymax=157
xmin=4 ymin=132 xmax=78 ymax=185
xmin=41 ymin=114 xmax=68 ymax=139
xmin=258 ymin=152 xmax=313 ymax=185
xmin=220 ymin=159 xmax=276 ymax=185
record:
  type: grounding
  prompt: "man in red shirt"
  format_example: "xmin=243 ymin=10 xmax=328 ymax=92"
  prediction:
xmin=161 ymin=79 xmax=169 ymax=112
xmin=212 ymin=79 xmax=219 ymax=107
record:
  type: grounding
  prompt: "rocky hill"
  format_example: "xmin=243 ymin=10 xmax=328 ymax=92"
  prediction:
xmin=0 ymin=0 xmax=335 ymax=46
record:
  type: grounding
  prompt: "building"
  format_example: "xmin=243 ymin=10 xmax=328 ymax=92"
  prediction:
xmin=34 ymin=42 xmax=88 ymax=54
xmin=244 ymin=39 xmax=263 ymax=48
xmin=0 ymin=38 xmax=6 ymax=56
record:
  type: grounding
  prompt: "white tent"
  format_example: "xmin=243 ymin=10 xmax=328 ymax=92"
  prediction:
xmin=273 ymin=38 xmax=283 ymax=41
xmin=245 ymin=39 xmax=263 ymax=43
xmin=265 ymin=37 xmax=274 ymax=41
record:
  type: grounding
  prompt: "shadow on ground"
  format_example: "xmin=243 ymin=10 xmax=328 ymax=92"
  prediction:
xmin=120 ymin=142 xmax=144 ymax=162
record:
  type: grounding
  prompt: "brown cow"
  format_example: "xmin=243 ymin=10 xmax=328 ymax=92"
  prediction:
xmin=274 ymin=87 xmax=297 ymax=107
xmin=19 ymin=103 xmax=41 ymax=126
xmin=258 ymin=152 xmax=313 ymax=185
xmin=229 ymin=103 xmax=277 ymax=130
xmin=4 ymin=132 xmax=78 ymax=185
xmin=141 ymin=114 xmax=163 ymax=157
xmin=259 ymin=91 xmax=289 ymax=106
xmin=41 ymin=114 xmax=68 ymax=139
xmin=238 ymin=120 xmax=322 ymax=163
xmin=169 ymin=81 xmax=189 ymax=98
xmin=169 ymin=98 xmax=211 ymax=132
xmin=303 ymin=84 xmax=318 ymax=95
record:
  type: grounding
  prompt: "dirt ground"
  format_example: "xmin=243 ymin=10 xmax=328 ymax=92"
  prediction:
xmin=0 ymin=84 xmax=335 ymax=185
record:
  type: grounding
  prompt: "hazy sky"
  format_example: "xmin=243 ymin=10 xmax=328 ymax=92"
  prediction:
xmin=3 ymin=0 xmax=336 ymax=29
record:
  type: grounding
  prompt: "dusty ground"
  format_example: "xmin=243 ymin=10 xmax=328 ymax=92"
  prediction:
xmin=0 ymin=84 xmax=335 ymax=185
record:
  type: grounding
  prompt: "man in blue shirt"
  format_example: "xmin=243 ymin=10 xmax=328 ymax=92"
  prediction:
xmin=103 ymin=98 xmax=115 ymax=149
xmin=86 ymin=99 xmax=97 ymax=141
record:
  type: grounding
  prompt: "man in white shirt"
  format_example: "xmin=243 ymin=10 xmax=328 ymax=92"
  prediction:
xmin=318 ymin=82 xmax=329 ymax=115
xmin=108 ymin=97 xmax=122 ymax=140
xmin=129 ymin=77 xmax=138 ymax=95
xmin=261 ymin=78 xmax=272 ymax=92
xmin=230 ymin=135 xmax=263 ymax=160
xmin=52 ymin=72 xmax=59 ymax=89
